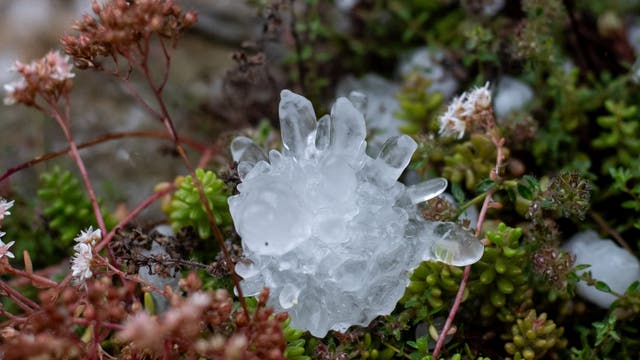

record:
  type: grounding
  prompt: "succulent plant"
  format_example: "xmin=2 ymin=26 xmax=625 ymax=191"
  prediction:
xmin=401 ymin=261 xmax=467 ymax=323
xmin=38 ymin=166 xmax=112 ymax=245
xmin=468 ymin=223 xmax=531 ymax=323
xmin=165 ymin=169 xmax=232 ymax=239
xmin=502 ymin=310 xmax=567 ymax=360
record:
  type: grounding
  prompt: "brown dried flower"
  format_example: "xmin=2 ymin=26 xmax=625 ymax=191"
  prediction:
xmin=60 ymin=0 xmax=197 ymax=69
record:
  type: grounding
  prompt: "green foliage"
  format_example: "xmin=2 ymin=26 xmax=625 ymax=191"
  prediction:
xmin=401 ymin=262 xmax=466 ymax=324
xmin=592 ymin=100 xmax=640 ymax=173
xmin=37 ymin=166 xmax=112 ymax=245
xmin=442 ymin=134 xmax=509 ymax=191
xmin=165 ymin=168 xmax=231 ymax=239
xmin=502 ymin=310 xmax=567 ymax=360
xmin=468 ymin=224 xmax=531 ymax=323
xmin=282 ymin=317 xmax=312 ymax=360
xmin=395 ymin=75 xmax=444 ymax=134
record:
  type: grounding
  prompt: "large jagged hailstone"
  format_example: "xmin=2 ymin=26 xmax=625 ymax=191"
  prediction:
xmin=229 ymin=90 xmax=484 ymax=337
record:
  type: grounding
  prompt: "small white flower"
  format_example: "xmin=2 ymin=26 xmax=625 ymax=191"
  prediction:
xmin=0 ymin=232 xmax=15 ymax=260
xmin=438 ymin=97 xmax=467 ymax=139
xmin=74 ymin=226 xmax=101 ymax=248
xmin=438 ymin=82 xmax=492 ymax=139
xmin=0 ymin=198 xmax=15 ymax=221
xmin=466 ymin=82 xmax=492 ymax=110
xmin=71 ymin=242 xmax=93 ymax=284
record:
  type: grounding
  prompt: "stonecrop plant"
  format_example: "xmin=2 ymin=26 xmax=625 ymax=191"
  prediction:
xmin=1 ymin=0 xmax=640 ymax=359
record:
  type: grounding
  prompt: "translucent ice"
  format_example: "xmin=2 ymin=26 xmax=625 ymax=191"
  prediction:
xmin=229 ymin=90 xmax=484 ymax=337
xmin=563 ymin=231 xmax=640 ymax=308
xmin=337 ymin=74 xmax=402 ymax=154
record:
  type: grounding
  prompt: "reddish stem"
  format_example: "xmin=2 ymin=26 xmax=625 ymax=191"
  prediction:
xmin=432 ymin=131 xmax=505 ymax=359
xmin=0 ymin=130 xmax=207 ymax=183
xmin=5 ymin=266 xmax=58 ymax=288
xmin=0 ymin=280 xmax=39 ymax=313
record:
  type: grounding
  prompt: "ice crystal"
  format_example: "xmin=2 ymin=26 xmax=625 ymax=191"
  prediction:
xmin=336 ymin=74 xmax=402 ymax=154
xmin=229 ymin=90 xmax=484 ymax=337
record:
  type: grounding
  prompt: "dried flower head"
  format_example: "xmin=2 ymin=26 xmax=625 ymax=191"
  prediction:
xmin=0 ymin=232 xmax=15 ymax=260
xmin=438 ymin=82 xmax=492 ymax=139
xmin=61 ymin=0 xmax=198 ymax=69
xmin=3 ymin=51 xmax=74 ymax=106
xmin=71 ymin=243 xmax=94 ymax=284
xmin=0 ymin=198 xmax=14 ymax=222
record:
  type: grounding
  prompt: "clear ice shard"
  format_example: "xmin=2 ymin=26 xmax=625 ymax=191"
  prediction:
xmin=279 ymin=90 xmax=318 ymax=159
xmin=228 ymin=90 xmax=484 ymax=337
xmin=363 ymin=135 xmax=418 ymax=189
xmin=230 ymin=136 xmax=267 ymax=164
xmin=329 ymin=97 xmax=367 ymax=164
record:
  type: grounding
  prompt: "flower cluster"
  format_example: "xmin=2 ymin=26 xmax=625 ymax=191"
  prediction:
xmin=70 ymin=226 xmax=101 ymax=284
xmin=3 ymin=51 xmax=74 ymax=106
xmin=0 ymin=198 xmax=15 ymax=261
xmin=438 ymin=82 xmax=492 ymax=139
xmin=61 ymin=0 xmax=197 ymax=69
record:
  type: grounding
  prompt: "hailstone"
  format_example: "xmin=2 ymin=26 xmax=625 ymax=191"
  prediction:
xmin=228 ymin=90 xmax=484 ymax=337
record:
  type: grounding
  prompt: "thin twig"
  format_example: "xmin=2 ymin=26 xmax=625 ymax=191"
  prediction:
xmin=0 ymin=131 xmax=206 ymax=183
xmin=589 ymin=210 xmax=633 ymax=252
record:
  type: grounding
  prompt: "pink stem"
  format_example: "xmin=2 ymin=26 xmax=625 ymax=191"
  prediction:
xmin=432 ymin=131 xmax=505 ymax=359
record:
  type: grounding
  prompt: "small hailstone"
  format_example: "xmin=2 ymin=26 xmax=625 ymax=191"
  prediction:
xmin=0 ymin=232 xmax=15 ymax=260
xmin=0 ymin=198 xmax=15 ymax=221
xmin=494 ymin=76 xmax=533 ymax=118
xmin=71 ymin=242 xmax=94 ymax=284
xmin=398 ymin=47 xmax=458 ymax=99
xmin=229 ymin=90 xmax=484 ymax=337
xmin=563 ymin=231 xmax=640 ymax=308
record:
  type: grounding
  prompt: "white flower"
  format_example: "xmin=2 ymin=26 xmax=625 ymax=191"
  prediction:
xmin=0 ymin=232 xmax=15 ymax=260
xmin=71 ymin=243 xmax=93 ymax=284
xmin=74 ymin=226 xmax=101 ymax=248
xmin=438 ymin=82 xmax=492 ymax=139
xmin=0 ymin=198 xmax=15 ymax=221
xmin=466 ymin=81 xmax=492 ymax=111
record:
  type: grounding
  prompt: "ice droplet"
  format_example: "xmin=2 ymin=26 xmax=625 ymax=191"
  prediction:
xmin=406 ymin=178 xmax=448 ymax=204
xmin=424 ymin=222 xmax=483 ymax=266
